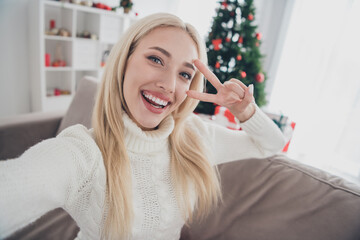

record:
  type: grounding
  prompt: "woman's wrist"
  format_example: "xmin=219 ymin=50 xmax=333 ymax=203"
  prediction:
xmin=234 ymin=103 xmax=256 ymax=123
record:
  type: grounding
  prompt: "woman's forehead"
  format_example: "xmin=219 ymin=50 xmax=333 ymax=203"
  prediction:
xmin=136 ymin=27 xmax=199 ymax=59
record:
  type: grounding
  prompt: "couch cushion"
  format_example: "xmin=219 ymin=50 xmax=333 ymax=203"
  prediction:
xmin=57 ymin=76 xmax=98 ymax=135
xmin=6 ymin=208 xmax=79 ymax=240
xmin=181 ymin=154 xmax=360 ymax=240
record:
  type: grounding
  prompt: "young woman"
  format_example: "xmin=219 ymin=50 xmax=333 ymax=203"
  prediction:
xmin=0 ymin=13 xmax=285 ymax=240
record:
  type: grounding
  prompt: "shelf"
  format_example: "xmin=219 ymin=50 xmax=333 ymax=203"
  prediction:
xmin=29 ymin=0 xmax=137 ymax=112
xmin=44 ymin=94 xmax=73 ymax=112
xmin=44 ymin=0 xmax=73 ymax=9
xmin=44 ymin=2 xmax=73 ymax=35
xmin=74 ymin=68 xmax=100 ymax=71
xmin=44 ymin=0 xmax=126 ymax=17
xmin=45 ymin=35 xmax=72 ymax=41
xmin=45 ymin=67 xmax=72 ymax=71
xmin=46 ymin=95 xmax=73 ymax=99
xmin=74 ymin=37 xmax=99 ymax=42
xmin=45 ymin=40 xmax=72 ymax=67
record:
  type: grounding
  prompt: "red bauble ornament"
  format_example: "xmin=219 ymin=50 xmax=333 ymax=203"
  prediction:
xmin=255 ymin=42 xmax=260 ymax=47
xmin=230 ymin=11 xmax=235 ymax=16
xmin=215 ymin=62 xmax=221 ymax=69
xmin=247 ymin=14 xmax=254 ymax=20
xmin=255 ymin=73 xmax=265 ymax=83
xmin=222 ymin=1 xmax=228 ymax=8
xmin=225 ymin=37 xmax=231 ymax=42
xmin=238 ymin=36 xmax=243 ymax=44
xmin=240 ymin=71 xmax=247 ymax=78
xmin=236 ymin=54 xmax=242 ymax=61
xmin=256 ymin=32 xmax=262 ymax=40
xmin=212 ymin=38 xmax=223 ymax=51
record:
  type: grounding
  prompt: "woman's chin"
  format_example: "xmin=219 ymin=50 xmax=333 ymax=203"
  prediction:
xmin=138 ymin=119 xmax=161 ymax=131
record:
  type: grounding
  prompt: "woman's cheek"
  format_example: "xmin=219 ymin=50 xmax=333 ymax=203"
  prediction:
xmin=181 ymin=83 xmax=191 ymax=101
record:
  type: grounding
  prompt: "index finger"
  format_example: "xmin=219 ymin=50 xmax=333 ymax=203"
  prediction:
xmin=193 ymin=59 xmax=223 ymax=90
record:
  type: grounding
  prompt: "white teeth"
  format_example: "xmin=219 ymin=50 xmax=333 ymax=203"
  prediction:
xmin=143 ymin=93 xmax=168 ymax=106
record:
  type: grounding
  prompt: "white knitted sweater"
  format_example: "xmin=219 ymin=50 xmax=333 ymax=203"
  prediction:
xmin=0 ymin=108 xmax=285 ymax=240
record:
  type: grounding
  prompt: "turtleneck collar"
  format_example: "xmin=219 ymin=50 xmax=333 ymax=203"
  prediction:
xmin=122 ymin=112 xmax=175 ymax=153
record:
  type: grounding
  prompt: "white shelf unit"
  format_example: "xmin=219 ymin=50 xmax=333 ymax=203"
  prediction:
xmin=29 ymin=0 xmax=137 ymax=112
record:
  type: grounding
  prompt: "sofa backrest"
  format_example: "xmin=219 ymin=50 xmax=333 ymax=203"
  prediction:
xmin=181 ymin=154 xmax=360 ymax=240
xmin=57 ymin=76 xmax=99 ymax=135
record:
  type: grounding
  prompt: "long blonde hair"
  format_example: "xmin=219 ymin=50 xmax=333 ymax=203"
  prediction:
xmin=92 ymin=13 xmax=222 ymax=239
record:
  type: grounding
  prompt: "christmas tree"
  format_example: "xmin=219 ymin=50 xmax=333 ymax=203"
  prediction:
xmin=196 ymin=0 xmax=267 ymax=115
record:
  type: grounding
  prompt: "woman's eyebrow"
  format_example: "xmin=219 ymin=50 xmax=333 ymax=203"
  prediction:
xmin=149 ymin=46 xmax=195 ymax=71
xmin=184 ymin=62 xmax=195 ymax=71
xmin=149 ymin=46 xmax=171 ymax=58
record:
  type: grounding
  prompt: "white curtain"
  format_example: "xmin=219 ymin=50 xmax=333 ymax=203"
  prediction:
xmin=269 ymin=0 xmax=360 ymax=183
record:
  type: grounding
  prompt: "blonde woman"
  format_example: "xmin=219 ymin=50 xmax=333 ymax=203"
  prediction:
xmin=0 ymin=13 xmax=285 ymax=240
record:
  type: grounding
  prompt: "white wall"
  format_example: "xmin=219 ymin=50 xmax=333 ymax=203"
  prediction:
xmin=0 ymin=0 xmax=31 ymax=117
xmin=0 ymin=0 xmax=288 ymax=118
xmin=0 ymin=0 xmax=180 ymax=118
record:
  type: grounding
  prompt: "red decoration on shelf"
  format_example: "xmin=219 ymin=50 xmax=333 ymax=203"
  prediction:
xmin=50 ymin=20 xmax=55 ymax=29
xmin=94 ymin=3 xmax=112 ymax=11
xmin=212 ymin=38 xmax=223 ymax=51
xmin=236 ymin=54 xmax=242 ymax=61
xmin=45 ymin=53 xmax=51 ymax=67
xmin=256 ymin=32 xmax=262 ymax=40
xmin=247 ymin=14 xmax=254 ymax=20
xmin=215 ymin=62 xmax=221 ymax=69
xmin=52 ymin=60 xmax=66 ymax=67
xmin=225 ymin=37 xmax=231 ymax=42
xmin=238 ymin=36 xmax=243 ymax=44
xmin=240 ymin=71 xmax=247 ymax=78
xmin=255 ymin=73 xmax=265 ymax=83
xmin=54 ymin=88 xmax=61 ymax=96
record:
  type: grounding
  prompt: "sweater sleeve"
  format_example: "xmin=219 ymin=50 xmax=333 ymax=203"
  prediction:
xmin=189 ymin=105 xmax=286 ymax=165
xmin=0 ymin=124 xmax=99 ymax=239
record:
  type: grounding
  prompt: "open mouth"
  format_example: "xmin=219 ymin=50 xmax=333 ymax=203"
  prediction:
xmin=141 ymin=91 xmax=170 ymax=109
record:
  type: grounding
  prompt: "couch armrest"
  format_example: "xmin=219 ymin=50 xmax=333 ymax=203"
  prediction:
xmin=0 ymin=111 xmax=65 ymax=160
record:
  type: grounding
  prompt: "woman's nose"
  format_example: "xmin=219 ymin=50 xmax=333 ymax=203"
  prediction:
xmin=155 ymin=73 xmax=176 ymax=93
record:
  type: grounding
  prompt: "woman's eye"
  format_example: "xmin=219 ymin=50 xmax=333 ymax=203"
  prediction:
xmin=180 ymin=72 xmax=192 ymax=81
xmin=148 ymin=56 xmax=163 ymax=65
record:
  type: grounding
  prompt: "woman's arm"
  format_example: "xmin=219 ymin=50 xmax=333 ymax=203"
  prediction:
xmin=202 ymin=105 xmax=285 ymax=165
xmin=187 ymin=59 xmax=286 ymax=165
xmin=0 ymin=138 xmax=73 ymax=238
xmin=0 ymin=125 xmax=98 ymax=239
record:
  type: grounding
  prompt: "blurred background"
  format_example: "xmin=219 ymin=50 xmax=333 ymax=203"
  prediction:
xmin=0 ymin=0 xmax=359 ymax=183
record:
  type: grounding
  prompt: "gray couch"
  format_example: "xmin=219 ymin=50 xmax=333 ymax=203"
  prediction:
xmin=1 ymin=76 xmax=360 ymax=240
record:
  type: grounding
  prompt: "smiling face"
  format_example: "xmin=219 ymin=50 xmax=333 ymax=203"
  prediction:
xmin=123 ymin=27 xmax=199 ymax=130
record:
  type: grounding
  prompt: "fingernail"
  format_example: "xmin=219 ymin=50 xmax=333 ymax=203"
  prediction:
xmin=249 ymin=84 xmax=254 ymax=94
